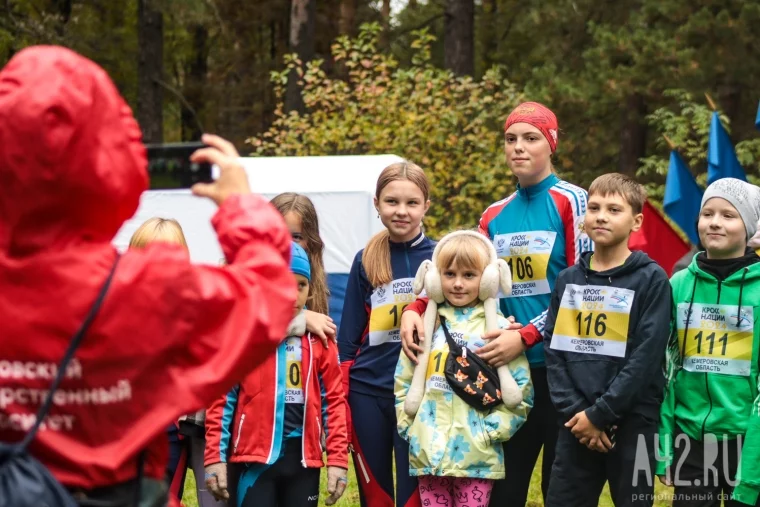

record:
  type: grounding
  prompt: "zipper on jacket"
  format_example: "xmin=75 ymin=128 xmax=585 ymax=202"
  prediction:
xmin=234 ymin=414 xmax=245 ymax=452
xmin=301 ymin=335 xmax=314 ymax=468
xmin=701 ymin=281 xmax=722 ymax=439
xmin=405 ymin=243 xmax=412 ymax=278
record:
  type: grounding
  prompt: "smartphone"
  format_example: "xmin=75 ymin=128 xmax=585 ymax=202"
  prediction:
xmin=145 ymin=142 xmax=213 ymax=190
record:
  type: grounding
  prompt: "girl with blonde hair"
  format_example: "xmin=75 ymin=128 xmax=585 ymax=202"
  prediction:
xmin=337 ymin=161 xmax=435 ymax=507
xmin=129 ymin=217 xmax=224 ymax=507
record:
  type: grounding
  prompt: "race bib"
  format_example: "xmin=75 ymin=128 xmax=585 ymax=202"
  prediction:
xmin=368 ymin=278 xmax=418 ymax=346
xmin=426 ymin=329 xmax=486 ymax=393
xmin=493 ymin=231 xmax=556 ymax=297
xmin=677 ymin=303 xmax=755 ymax=376
xmin=285 ymin=337 xmax=304 ymax=404
xmin=550 ymin=284 xmax=635 ymax=358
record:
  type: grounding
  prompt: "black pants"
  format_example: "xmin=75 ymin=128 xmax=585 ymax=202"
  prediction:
xmin=545 ymin=414 xmax=657 ymax=507
xmin=490 ymin=366 xmax=560 ymax=507
xmin=671 ymin=429 xmax=759 ymax=507
xmin=228 ymin=438 xmax=321 ymax=507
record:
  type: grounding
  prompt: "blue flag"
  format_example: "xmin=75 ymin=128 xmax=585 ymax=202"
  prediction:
xmin=664 ymin=151 xmax=703 ymax=245
xmin=707 ymin=111 xmax=746 ymax=184
xmin=756 ymin=100 xmax=760 ymax=130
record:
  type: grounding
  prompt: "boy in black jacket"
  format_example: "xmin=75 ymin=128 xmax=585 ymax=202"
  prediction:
xmin=543 ymin=173 xmax=672 ymax=507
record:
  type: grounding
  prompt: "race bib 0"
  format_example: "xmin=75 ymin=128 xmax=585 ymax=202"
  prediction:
xmin=677 ymin=303 xmax=755 ymax=376
xmin=550 ymin=284 xmax=635 ymax=358
xmin=493 ymin=231 xmax=556 ymax=297
xmin=368 ymin=278 xmax=418 ymax=346
xmin=426 ymin=329 xmax=486 ymax=393
xmin=285 ymin=337 xmax=304 ymax=404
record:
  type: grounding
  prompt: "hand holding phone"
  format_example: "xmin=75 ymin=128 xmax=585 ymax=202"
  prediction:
xmin=146 ymin=141 xmax=214 ymax=189
xmin=189 ymin=134 xmax=250 ymax=206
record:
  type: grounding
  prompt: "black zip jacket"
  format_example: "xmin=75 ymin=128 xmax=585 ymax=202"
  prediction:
xmin=543 ymin=250 xmax=672 ymax=429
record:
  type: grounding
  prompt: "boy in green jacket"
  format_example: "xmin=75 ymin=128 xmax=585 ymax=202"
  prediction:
xmin=657 ymin=178 xmax=760 ymax=507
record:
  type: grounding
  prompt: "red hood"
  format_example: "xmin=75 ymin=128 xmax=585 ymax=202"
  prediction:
xmin=0 ymin=46 xmax=147 ymax=257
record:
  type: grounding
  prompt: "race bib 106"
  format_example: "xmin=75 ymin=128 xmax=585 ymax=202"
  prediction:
xmin=285 ymin=337 xmax=304 ymax=404
xmin=550 ymin=284 xmax=635 ymax=358
xmin=677 ymin=303 xmax=754 ymax=376
xmin=368 ymin=278 xmax=418 ymax=346
xmin=493 ymin=231 xmax=556 ymax=297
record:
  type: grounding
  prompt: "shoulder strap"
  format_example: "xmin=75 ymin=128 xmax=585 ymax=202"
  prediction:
xmin=19 ymin=255 xmax=121 ymax=450
xmin=438 ymin=316 xmax=462 ymax=356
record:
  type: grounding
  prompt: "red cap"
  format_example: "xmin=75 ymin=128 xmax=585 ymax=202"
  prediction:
xmin=504 ymin=102 xmax=558 ymax=153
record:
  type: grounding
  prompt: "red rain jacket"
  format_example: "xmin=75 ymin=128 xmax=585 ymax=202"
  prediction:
xmin=205 ymin=333 xmax=349 ymax=470
xmin=0 ymin=46 xmax=296 ymax=491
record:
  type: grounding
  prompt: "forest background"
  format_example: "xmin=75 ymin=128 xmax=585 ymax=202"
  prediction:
xmin=2 ymin=0 xmax=759 ymax=235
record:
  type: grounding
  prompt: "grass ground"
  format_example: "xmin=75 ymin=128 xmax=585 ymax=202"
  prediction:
xmin=181 ymin=452 xmax=674 ymax=507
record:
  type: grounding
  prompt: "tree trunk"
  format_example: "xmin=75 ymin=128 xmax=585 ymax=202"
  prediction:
xmin=286 ymin=0 xmax=316 ymax=114
xmin=480 ymin=0 xmax=496 ymax=73
xmin=51 ymin=0 xmax=71 ymax=36
xmin=380 ymin=0 xmax=391 ymax=46
xmin=718 ymin=83 xmax=741 ymax=129
xmin=339 ymin=0 xmax=357 ymax=36
xmin=618 ymin=93 xmax=647 ymax=176
xmin=444 ymin=0 xmax=474 ymax=76
xmin=181 ymin=24 xmax=208 ymax=142
xmin=137 ymin=0 xmax=164 ymax=143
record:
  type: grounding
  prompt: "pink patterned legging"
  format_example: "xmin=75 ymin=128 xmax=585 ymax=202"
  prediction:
xmin=418 ymin=476 xmax=494 ymax=507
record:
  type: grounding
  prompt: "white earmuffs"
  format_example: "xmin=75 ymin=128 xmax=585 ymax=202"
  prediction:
xmin=404 ymin=231 xmax=523 ymax=417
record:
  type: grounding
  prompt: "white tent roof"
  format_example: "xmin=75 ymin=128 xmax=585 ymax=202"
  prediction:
xmin=113 ymin=154 xmax=403 ymax=273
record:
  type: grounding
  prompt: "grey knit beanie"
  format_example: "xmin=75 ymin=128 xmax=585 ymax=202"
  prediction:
xmin=701 ymin=178 xmax=760 ymax=240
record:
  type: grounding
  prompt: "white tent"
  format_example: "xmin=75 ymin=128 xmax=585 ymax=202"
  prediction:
xmin=113 ymin=154 xmax=404 ymax=327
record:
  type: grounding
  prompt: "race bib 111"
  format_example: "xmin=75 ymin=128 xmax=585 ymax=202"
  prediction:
xmin=550 ymin=284 xmax=635 ymax=358
xmin=677 ymin=303 xmax=754 ymax=376
xmin=368 ymin=278 xmax=418 ymax=346
xmin=493 ymin=231 xmax=557 ymax=297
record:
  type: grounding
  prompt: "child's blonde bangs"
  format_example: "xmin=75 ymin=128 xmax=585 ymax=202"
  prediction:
xmin=129 ymin=217 xmax=188 ymax=250
xmin=435 ymin=235 xmax=490 ymax=273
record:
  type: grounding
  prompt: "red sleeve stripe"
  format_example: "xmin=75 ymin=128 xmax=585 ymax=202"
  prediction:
xmin=478 ymin=192 xmax=517 ymax=237
xmin=549 ymin=183 xmax=588 ymax=267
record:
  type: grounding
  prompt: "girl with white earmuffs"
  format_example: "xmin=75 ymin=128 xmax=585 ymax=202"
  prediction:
xmin=395 ymin=231 xmax=533 ymax=507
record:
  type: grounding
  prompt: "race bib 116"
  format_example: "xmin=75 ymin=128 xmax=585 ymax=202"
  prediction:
xmin=493 ymin=231 xmax=557 ymax=297
xmin=550 ymin=284 xmax=635 ymax=358
xmin=677 ymin=303 xmax=754 ymax=376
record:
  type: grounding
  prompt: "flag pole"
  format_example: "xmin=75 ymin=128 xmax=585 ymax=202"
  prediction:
xmin=705 ymin=93 xmax=718 ymax=111
xmin=663 ymin=135 xmax=677 ymax=151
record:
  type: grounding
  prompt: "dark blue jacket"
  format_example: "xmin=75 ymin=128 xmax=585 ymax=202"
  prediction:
xmin=338 ymin=232 xmax=435 ymax=398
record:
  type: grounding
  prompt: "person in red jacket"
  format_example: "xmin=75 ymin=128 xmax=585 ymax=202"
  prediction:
xmin=204 ymin=243 xmax=349 ymax=507
xmin=0 ymin=46 xmax=296 ymax=505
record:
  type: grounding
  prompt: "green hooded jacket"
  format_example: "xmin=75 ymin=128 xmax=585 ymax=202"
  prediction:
xmin=657 ymin=254 xmax=760 ymax=505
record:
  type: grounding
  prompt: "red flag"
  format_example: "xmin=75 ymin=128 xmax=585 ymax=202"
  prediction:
xmin=629 ymin=201 xmax=691 ymax=276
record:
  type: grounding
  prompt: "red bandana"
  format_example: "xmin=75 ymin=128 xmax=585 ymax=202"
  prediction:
xmin=504 ymin=102 xmax=558 ymax=153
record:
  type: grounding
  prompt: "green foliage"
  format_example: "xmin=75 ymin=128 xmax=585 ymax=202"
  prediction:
xmin=639 ymin=89 xmax=760 ymax=200
xmin=250 ymin=24 xmax=523 ymax=236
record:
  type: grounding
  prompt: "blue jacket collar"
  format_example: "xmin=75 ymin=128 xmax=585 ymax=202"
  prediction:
xmin=389 ymin=231 xmax=426 ymax=249
xmin=517 ymin=173 xmax=558 ymax=199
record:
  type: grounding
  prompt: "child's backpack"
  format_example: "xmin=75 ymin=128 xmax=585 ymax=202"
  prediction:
xmin=0 ymin=256 xmax=120 ymax=507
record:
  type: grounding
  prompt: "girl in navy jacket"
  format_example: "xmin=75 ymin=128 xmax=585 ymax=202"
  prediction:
xmin=338 ymin=162 xmax=435 ymax=507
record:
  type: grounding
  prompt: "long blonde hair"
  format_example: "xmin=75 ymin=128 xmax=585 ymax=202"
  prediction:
xmin=129 ymin=217 xmax=188 ymax=250
xmin=271 ymin=193 xmax=329 ymax=315
xmin=363 ymin=161 xmax=430 ymax=287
